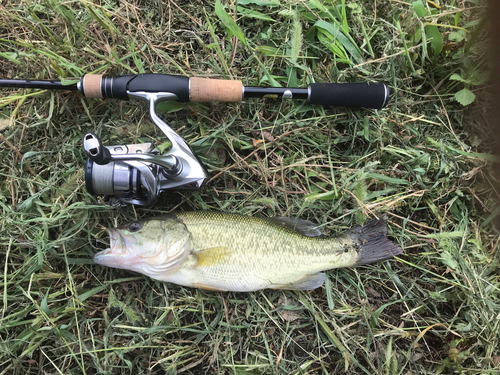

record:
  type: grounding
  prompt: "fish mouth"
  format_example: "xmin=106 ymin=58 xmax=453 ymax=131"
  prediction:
xmin=93 ymin=229 xmax=130 ymax=267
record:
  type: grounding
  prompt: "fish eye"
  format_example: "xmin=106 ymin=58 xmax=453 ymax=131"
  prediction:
xmin=129 ymin=222 xmax=142 ymax=232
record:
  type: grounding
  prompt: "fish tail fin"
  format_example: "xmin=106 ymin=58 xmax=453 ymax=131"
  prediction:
xmin=349 ymin=214 xmax=403 ymax=266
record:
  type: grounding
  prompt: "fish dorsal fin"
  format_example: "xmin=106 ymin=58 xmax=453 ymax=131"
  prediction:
xmin=272 ymin=273 xmax=325 ymax=290
xmin=268 ymin=217 xmax=323 ymax=237
xmin=196 ymin=246 xmax=233 ymax=267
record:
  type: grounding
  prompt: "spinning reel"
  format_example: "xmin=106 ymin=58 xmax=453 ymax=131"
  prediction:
xmin=82 ymin=92 xmax=208 ymax=206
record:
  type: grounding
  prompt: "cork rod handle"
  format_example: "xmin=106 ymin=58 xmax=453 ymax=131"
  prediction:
xmin=190 ymin=77 xmax=243 ymax=102
xmin=82 ymin=74 xmax=103 ymax=98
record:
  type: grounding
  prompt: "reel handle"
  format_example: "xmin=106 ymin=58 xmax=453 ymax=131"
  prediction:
xmin=83 ymin=133 xmax=112 ymax=165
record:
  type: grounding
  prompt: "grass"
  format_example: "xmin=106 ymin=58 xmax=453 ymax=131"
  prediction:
xmin=0 ymin=0 xmax=498 ymax=373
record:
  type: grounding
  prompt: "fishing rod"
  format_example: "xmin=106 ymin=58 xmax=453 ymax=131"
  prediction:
xmin=0 ymin=73 xmax=390 ymax=109
xmin=0 ymin=73 xmax=390 ymax=206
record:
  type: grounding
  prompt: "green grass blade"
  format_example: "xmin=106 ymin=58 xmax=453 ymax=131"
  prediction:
xmin=313 ymin=20 xmax=363 ymax=64
xmin=215 ymin=0 xmax=247 ymax=45
xmin=237 ymin=6 xmax=275 ymax=21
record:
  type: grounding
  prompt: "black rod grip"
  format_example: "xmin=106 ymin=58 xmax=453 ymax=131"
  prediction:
xmin=126 ymin=74 xmax=190 ymax=101
xmin=308 ymin=82 xmax=390 ymax=109
xmin=81 ymin=74 xmax=191 ymax=101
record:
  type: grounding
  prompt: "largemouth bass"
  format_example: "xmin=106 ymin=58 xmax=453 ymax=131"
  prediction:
xmin=94 ymin=212 xmax=402 ymax=292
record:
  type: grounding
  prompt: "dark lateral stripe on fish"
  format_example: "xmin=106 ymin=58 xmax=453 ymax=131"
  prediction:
xmin=350 ymin=214 xmax=403 ymax=266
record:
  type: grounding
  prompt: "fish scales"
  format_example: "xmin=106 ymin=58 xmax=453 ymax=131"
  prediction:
xmin=180 ymin=211 xmax=349 ymax=270
xmin=94 ymin=211 xmax=403 ymax=292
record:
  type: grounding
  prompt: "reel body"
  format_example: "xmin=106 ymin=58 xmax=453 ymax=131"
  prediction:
xmin=83 ymin=92 xmax=208 ymax=206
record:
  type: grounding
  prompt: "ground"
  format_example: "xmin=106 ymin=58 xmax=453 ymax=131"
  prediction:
xmin=0 ymin=0 xmax=498 ymax=374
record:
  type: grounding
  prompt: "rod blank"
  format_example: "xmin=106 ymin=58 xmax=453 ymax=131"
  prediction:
xmin=0 ymin=79 xmax=78 ymax=91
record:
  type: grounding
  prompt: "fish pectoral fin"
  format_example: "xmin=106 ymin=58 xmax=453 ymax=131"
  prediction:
xmin=195 ymin=246 xmax=233 ymax=267
xmin=271 ymin=273 xmax=325 ymax=291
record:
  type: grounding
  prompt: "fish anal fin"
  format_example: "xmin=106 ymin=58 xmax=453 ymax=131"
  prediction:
xmin=272 ymin=273 xmax=325 ymax=291
xmin=192 ymin=283 xmax=228 ymax=292
xmin=195 ymin=246 xmax=233 ymax=267
xmin=268 ymin=217 xmax=322 ymax=237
